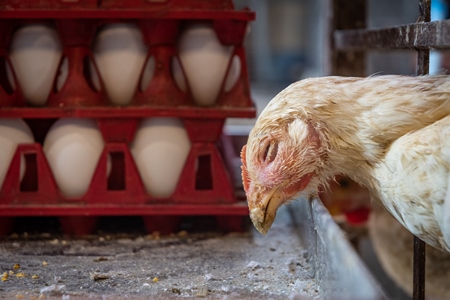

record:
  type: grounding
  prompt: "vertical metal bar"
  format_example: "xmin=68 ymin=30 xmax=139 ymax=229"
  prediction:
xmin=417 ymin=0 xmax=431 ymax=75
xmin=413 ymin=237 xmax=426 ymax=300
xmin=414 ymin=1 xmax=430 ymax=299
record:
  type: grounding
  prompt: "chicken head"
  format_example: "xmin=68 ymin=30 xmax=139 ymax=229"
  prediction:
xmin=241 ymin=110 xmax=327 ymax=234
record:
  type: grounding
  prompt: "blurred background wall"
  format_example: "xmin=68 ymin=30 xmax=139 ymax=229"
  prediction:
xmin=235 ymin=0 xmax=448 ymax=86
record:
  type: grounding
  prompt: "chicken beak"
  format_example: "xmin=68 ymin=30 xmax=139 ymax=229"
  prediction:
xmin=249 ymin=187 xmax=285 ymax=235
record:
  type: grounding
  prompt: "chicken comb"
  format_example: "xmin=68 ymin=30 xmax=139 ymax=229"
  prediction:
xmin=240 ymin=145 xmax=250 ymax=193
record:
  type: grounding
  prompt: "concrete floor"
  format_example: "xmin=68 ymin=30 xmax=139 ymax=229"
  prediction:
xmin=0 ymin=206 xmax=320 ymax=300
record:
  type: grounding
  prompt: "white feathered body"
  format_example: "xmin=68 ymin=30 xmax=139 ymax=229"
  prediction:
xmin=372 ymin=115 xmax=450 ymax=252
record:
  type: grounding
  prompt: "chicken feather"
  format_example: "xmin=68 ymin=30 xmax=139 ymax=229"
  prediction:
xmin=375 ymin=115 xmax=450 ymax=251
xmin=242 ymin=75 xmax=450 ymax=252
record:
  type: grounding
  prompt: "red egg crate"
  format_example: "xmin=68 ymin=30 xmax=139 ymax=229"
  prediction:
xmin=0 ymin=0 xmax=255 ymax=235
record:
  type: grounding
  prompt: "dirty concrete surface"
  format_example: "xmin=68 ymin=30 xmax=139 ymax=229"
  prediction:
xmin=0 ymin=206 xmax=320 ymax=300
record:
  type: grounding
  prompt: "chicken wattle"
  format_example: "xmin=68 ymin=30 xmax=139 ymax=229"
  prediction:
xmin=241 ymin=75 xmax=450 ymax=252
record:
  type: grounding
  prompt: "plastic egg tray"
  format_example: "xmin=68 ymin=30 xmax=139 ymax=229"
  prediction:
xmin=0 ymin=0 xmax=255 ymax=235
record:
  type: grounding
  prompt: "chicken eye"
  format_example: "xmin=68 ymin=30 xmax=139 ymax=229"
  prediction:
xmin=338 ymin=178 xmax=350 ymax=188
xmin=261 ymin=140 xmax=278 ymax=163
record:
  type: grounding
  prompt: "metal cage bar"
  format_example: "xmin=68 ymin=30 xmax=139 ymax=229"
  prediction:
xmin=413 ymin=1 xmax=430 ymax=298
xmin=334 ymin=19 xmax=450 ymax=51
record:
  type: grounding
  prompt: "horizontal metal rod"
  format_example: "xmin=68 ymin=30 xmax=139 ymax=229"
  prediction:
xmin=334 ymin=19 xmax=450 ymax=50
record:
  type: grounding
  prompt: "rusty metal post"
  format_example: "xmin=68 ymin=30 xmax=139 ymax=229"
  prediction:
xmin=414 ymin=1 xmax=430 ymax=299
xmin=413 ymin=237 xmax=426 ymax=300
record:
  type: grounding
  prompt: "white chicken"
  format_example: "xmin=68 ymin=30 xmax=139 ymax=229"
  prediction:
xmin=241 ymin=75 xmax=450 ymax=252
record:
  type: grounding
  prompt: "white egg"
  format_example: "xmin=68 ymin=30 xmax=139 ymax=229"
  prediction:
xmin=5 ymin=60 xmax=16 ymax=91
xmin=131 ymin=118 xmax=191 ymax=198
xmin=171 ymin=56 xmax=188 ymax=92
xmin=88 ymin=59 xmax=102 ymax=92
xmin=9 ymin=24 xmax=62 ymax=106
xmin=223 ymin=55 xmax=241 ymax=92
xmin=177 ymin=23 xmax=233 ymax=106
xmin=43 ymin=118 xmax=106 ymax=198
xmin=139 ymin=55 xmax=155 ymax=92
xmin=93 ymin=23 xmax=148 ymax=105
xmin=55 ymin=56 xmax=68 ymax=92
xmin=0 ymin=119 xmax=34 ymax=188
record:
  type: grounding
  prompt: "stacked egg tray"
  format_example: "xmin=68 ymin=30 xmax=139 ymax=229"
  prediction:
xmin=0 ymin=0 xmax=255 ymax=235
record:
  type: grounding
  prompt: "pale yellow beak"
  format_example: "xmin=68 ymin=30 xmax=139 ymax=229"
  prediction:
xmin=249 ymin=187 xmax=285 ymax=235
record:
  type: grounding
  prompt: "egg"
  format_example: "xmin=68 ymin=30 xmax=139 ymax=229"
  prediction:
xmin=0 ymin=119 xmax=35 ymax=188
xmin=9 ymin=24 xmax=62 ymax=106
xmin=43 ymin=118 xmax=107 ymax=198
xmin=177 ymin=23 xmax=234 ymax=106
xmin=171 ymin=56 xmax=188 ymax=93
xmin=5 ymin=60 xmax=17 ymax=92
xmin=93 ymin=23 xmax=148 ymax=105
xmin=131 ymin=118 xmax=191 ymax=198
xmin=55 ymin=56 xmax=68 ymax=92
xmin=139 ymin=55 xmax=155 ymax=92
xmin=223 ymin=55 xmax=241 ymax=92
